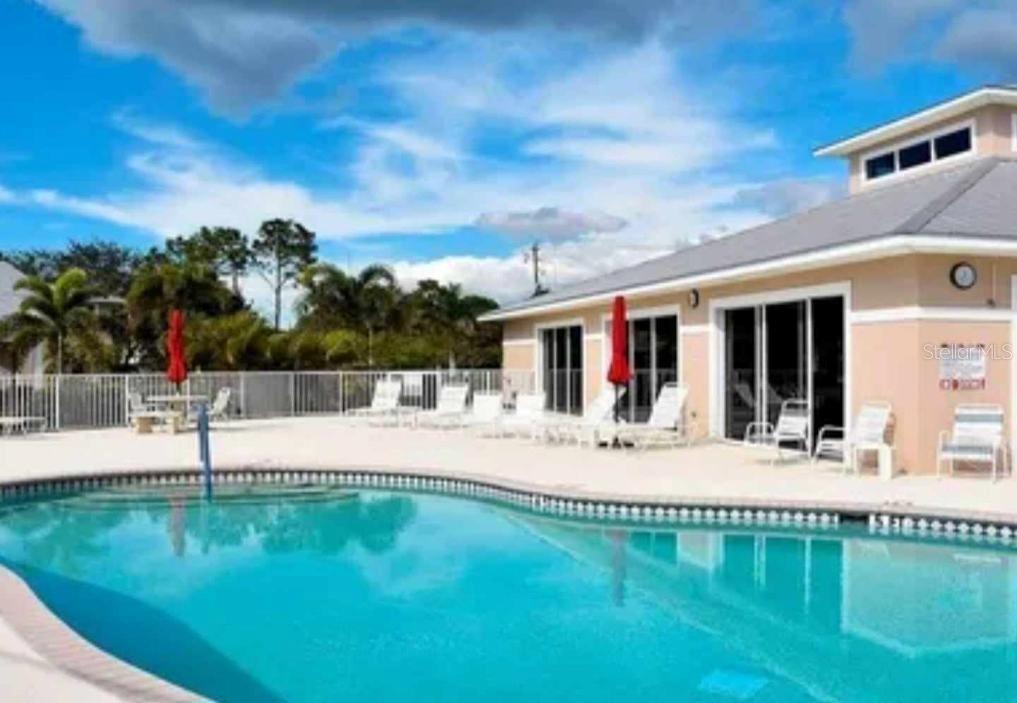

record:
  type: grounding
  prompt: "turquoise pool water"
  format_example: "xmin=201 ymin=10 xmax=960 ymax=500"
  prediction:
xmin=1 ymin=486 xmax=1016 ymax=702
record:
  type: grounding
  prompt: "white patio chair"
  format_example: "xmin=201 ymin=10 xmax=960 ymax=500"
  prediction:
xmin=813 ymin=401 xmax=892 ymax=475
xmin=462 ymin=392 xmax=505 ymax=435
xmin=209 ymin=387 xmax=233 ymax=422
xmin=616 ymin=383 xmax=698 ymax=450
xmin=937 ymin=404 xmax=1009 ymax=481
xmin=744 ymin=398 xmax=810 ymax=464
xmin=0 ymin=416 xmax=46 ymax=435
xmin=498 ymin=392 xmax=550 ymax=440
xmin=347 ymin=379 xmax=409 ymax=424
xmin=555 ymin=386 xmax=627 ymax=447
xmin=415 ymin=384 xmax=471 ymax=429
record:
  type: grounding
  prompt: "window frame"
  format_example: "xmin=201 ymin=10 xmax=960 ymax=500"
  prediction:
xmin=860 ymin=118 xmax=976 ymax=185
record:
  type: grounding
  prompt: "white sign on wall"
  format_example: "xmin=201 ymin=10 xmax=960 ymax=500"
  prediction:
xmin=938 ymin=344 xmax=987 ymax=390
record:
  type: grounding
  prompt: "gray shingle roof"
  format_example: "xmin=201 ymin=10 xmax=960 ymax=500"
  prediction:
xmin=490 ymin=157 xmax=1017 ymax=317
xmin=0 ymin=261 xmax=25 ymax=319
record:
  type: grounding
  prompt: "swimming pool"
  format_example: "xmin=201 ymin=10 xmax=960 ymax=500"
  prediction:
xmin=1 ymin=484 xmax=1015 ymax=702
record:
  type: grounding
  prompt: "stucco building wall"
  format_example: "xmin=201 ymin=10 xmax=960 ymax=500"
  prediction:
xmin=500 ymin=253 xmax=1017 ymax=475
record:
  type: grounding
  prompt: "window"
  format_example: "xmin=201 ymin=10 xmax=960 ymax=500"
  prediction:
xmin=898 ymin=140 xmax=931 ymax=170
xmin=934 ymin=127 xmax=972 ymax=159
xmin=864 ymin=152 xmax=895 ymax=180
xmin=863 ymin=122 xmax=973 ymax=182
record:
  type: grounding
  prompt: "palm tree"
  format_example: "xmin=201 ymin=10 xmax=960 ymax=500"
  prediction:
xmin=126 ymin=262 xmax=236 ymax=368
xmin=407 ymin=280 xmax=497 ymax=366
xmin=297 ymin=263 xmax=400 ymax=366
xmin=186 ymin=311 xmax=273 ymax=370
xmin=3 ymin=268 xmax=100 ymax=373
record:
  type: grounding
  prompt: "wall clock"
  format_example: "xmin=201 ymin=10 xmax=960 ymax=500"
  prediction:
xmin=949 ymin=262 xmax=977 ymax=290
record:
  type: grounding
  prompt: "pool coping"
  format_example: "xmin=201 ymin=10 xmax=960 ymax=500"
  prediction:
xmin=0 ymin=563 xmax=200 ymax=702
xmin=4 ymin=462 xmax=1017 ymax=545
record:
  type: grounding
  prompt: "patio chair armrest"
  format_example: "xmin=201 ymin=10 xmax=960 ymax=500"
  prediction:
xmin=743 ymin=421 xmax=773 ymax=443
xmin=816 ymin=425 xmax=845 ymax=444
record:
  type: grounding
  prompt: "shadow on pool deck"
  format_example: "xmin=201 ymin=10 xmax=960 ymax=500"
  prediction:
xmin=2 ymin=558 xmax=283 ymax=702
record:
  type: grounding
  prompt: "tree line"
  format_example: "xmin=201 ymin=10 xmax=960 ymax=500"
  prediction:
xmin=0 ymin=220 xmax=501 ymax=374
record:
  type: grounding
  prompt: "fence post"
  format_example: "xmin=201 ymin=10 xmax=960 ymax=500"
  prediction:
xmin=54 ymin=374 xmax=62 ymax=431
xmin=290 ymin=372 xmax=296 ymax=416
xmin=239 ymin=373 xmax=247 ymax=419
xmin=338 ymin=371 xmax=345 ymax=414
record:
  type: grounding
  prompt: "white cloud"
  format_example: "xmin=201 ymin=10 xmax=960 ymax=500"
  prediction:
xmin=476 ymin=207 xmax=626 ymax=240
xmin=5 ymin=37 xmax=785 ymax=303
xmin=843 ymin=0 xmax=1017 ymax=74
xmin=35 ymin=0 xmax=760 ymax=115
xmin=36 ymin=0 xmax=334 ymax=116
xmin=732 ymin=177 xmax=845 ymax=218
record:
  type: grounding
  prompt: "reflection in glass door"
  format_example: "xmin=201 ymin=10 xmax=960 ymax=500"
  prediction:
xmin=540 ymin=325 xmax=583 ymax=415
xmin=612 ymin=314 xmax=678 ymax=422
xmin=722 ymin=296 xmax=843 ymax=446
xmin=764 ymin=301 xmax=807 ymax=426
xmin=724 ymin=307 xmax=758 ymax=440
xmin=811 ymin=297 xmax=844 ymax=443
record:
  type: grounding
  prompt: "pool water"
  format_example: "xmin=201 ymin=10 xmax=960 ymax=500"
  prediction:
xmin=1 ymin=486 xmax=1017 ymax=702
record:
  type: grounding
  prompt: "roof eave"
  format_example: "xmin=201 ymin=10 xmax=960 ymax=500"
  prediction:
xmin=481 ymin=234 xmax=1017 ymax=322
xmin=813 ymin=87 xmax=1017 ymax=158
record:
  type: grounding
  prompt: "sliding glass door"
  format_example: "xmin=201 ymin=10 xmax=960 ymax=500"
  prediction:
xmin=724 ymin=307 xmax=758 ymax=439
xmin=722 ymin=296 xmax=843 ymax=445
xmin=810 ymin=297 xmax=845 ymax=441
xmin=610 ymin=313 xmax=679 ymax=422
xmin=764 ymin=301 xmax=807 ymax=427
xmin=540 ymin=325 xmax=583 ymax=415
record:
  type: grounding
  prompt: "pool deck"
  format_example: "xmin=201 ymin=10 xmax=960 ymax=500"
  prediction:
xmin=4 ymin=416 xmax=1017 ymax=700
xmin=3 ymin=416 xmax=1017 ymax=522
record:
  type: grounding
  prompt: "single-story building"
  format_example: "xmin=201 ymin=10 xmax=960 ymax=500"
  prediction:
xmin=482 ymin=85 xmax=1017 ymax=475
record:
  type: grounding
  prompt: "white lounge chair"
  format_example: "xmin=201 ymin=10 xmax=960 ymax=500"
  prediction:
xmin=0 ymin=416 xmax=46 ymax=435
xmin=744 ymin=398 xmax=810 ymax=464
xmin=209 ymin=387 xmax=233 ymax=422
xmin=555 ymin=386 xmax=627 ymax=447
xmin=814 ymin=401 xmax=892 ymax=475
xmin=415 ymin=384 xmax=471 ymax=429
xmin=937 ymin=404 xmax=1009 ymax=481
xmin=616 ymin=383 xmax=697 ymax=450
xmin=347 ymin=379 xmax=409 ymax=425
xmin=499 ymin=392 xmax=549 ymax=439
xmin=462 ymin=392 xmax=505 ymax=435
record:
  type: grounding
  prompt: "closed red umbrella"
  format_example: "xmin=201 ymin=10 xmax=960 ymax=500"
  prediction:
xmin=166 ymin=309 xmax=188 ymax=390
xmin=606 ymin=296 xmax=632 ymax=423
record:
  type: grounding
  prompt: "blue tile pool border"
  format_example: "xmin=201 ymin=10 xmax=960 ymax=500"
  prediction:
xmin=2 ymin=467 xmax=1016 ymax=549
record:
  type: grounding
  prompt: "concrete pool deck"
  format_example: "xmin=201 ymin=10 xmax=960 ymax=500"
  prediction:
xmin=4 ymin=416 xmax=1017 ymax=700
xmin=3 ymin=416 xmax=1017 ymax=522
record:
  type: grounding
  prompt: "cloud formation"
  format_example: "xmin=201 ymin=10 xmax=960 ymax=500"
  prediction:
xmin=732 ymin=177 xmax=844 ymax=218
xmin=35 ymin=0 xmax=758 ymax=115
xmin=476 ymin=207 xmax=626 ymax=240
xmin=37 ymin=0 xmax=334 ymax=115
xmin=844 ymin=0 xmax=1017 ymax=75
xmin=5 ymin=37 xmax=775 ymax=302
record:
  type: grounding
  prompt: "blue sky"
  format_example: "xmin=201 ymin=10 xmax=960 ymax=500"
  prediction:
xmin=0 ymin=0 xmax=1012 ymax=306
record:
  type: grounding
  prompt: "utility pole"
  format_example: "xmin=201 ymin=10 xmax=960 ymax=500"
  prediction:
xmin=524 ymin=242 xmax=549 ymax=297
